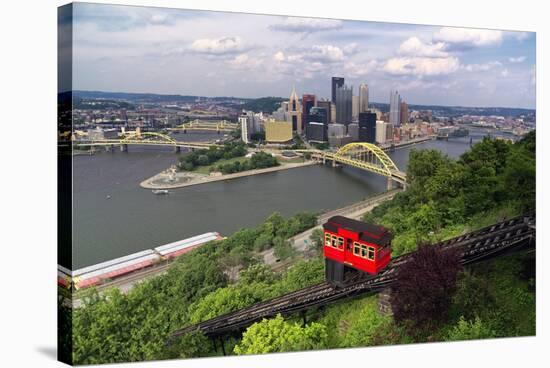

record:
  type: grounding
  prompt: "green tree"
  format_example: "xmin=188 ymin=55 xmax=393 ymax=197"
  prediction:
xmin=234 ymin=314 xmax=327 ymax=355
xmin=445 ymin=317 xmax=497 ymax=341
xmin=309 ymin=228 xmax=324 ymax=254
xmin=280 ymin=259 xmax=324 ymax=292
xmin=197 ymin=154 xmax=209 ymax=166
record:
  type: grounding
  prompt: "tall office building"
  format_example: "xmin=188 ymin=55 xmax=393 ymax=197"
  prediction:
xmin=347 ymin=123 xmax=359 ymax=141
xmin=239 ymin=113 xmax=252 ymax=143
xmin=352 ymin=95 xmax=360 ymax=122
xmin=287 ymin=86 xmax=302 ymax=133
xmin=358 ymin=112 xmax=377 ymax=143
xmin=317 ymin=99 xmax=332 ymax=124
xmin=335 ymin=84 xmax=353 ymax=125
xmin=309 ymin=106 xmax=328 ymax=125
xmin=359 ymin=83 xmax=369 ymax=113
xmin=302 ymin=94 xmax=316 ymax=133
xmin=306 ymin=106 xmax=328 ymax=141
xmin=389 ymin=90 xmax=401 ymax=126
xmin=376 ymin=120 xmax=393 ymax=144
xmin=400 ymin=101 xmax=409 ymax=125
xmin=331 ymin=77 xmax=344 ymax=103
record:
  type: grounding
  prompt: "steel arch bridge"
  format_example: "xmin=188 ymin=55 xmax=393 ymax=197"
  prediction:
xmin=73 ymin=131 xmax=218 ymax=150
xmin=169 ymin=119 xmax=239 ymax=133
xmin=305 ymin=142 xmax=407 ymax=185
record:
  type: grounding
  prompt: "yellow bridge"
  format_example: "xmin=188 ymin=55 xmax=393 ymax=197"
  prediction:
xmin=299 ymin=142 xmax=407 ymax=188
xmin=72 ymin=131 xmax=406 ymax=187
xmin=169 ymin=119 xmax=239 ymax=133
xmin=72 ymin=129 xmax=219 ymax=152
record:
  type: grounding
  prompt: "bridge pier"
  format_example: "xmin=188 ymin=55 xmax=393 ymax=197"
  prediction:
xmin=387 ymin=178 xmax=394 ymax=191
xmin=174 ymin=146 xmax=181 ymax=153
xmin=120 ymin=144 xmax=128 ymax=152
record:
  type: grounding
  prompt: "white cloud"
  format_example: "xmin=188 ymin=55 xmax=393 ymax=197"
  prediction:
xmin=344 ymin=60 xmax=379 ymax=77
xmin=309 ymin=45 xmax=344 ymax=62
xmin=508 ymin=56 xmax=526 ymax=63
xmin=434 ymin=27 xmax=503 ymax=47
xmin=383 ymin=56 xmax=460 ymax=76
xmin=511 ymin=32 xmax=530 ymax=41
xmin=531 ymin=64 xmax=536 ymax=85
xmin=501 ymin=68 xmax=509 ymax=77
xmin=398 ymin=37 xmax=448 ymax=57
xmin=274 ymin=44 xmax=345 ymax=65
xmin=228 ymin=53 xmax=263 ymax=70
xmin=190 ymin=36 xmax=250 ymax=55
xmin=273 ymin=51 xmax=285 ymax=62
xmin=343 ymin=43 xmax=360 ymax=55
xmin=269 ymin=17 xmax=342 ymax=33
xmin=464 ymin=61 xmax=502 ymax=72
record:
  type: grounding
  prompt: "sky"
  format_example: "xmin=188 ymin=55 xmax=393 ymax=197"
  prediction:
xmin=66 ymin=3 xmax=536 ymax=109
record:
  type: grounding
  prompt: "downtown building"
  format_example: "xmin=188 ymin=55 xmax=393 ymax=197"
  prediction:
xmin=238 ymin=111 xmax=261 ymax=144
xmin=306 ymin=106 xmax=329 ymax=142
xmin=359 ymin=83 xmax=369 ymax=113
xmin=358 ymin=112 xmax=377 ymax=143
xmin=400 ymin=101 xmax=409 ymax=125
xmin=317 ymin=99 xmax=332 ymax=124
xmin=302 ymin=94 xmax=316 ymax=134
xmin=335 ymin=84 xmax=353 ymax=125
xmin=331 ymin=77 xmax=344 ymax=103
xmin=287 ymin=86 xmax=302 ymax=134
xmin=389 ymin=90 xmax=401 ymax=126
xmin=376 ymin=120 xmax=394 ymax=144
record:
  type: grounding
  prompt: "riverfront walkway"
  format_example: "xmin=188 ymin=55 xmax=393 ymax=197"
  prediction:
xmin=140 ymin=161 xmax=317 ymax=189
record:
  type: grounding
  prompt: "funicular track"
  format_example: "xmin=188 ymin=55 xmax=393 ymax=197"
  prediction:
xmin=170 ymin=214 xmax=535 ymax=340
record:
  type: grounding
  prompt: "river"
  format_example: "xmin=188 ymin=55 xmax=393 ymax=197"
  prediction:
xmin=68 ymin=130 xmax=505 ymax=269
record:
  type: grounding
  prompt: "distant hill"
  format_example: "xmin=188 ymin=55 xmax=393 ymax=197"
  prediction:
xmin=240 ymin=97 xmax=286 ymax=113
xmin=369 ymin=102 xmax=534 ymax=118
xmin=72 ymin=90 xmax=251 ymax=104
xmin=63 ymin=91 xmax=534 ymax=118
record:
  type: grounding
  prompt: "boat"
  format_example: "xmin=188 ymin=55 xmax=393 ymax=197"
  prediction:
xmin=152 ymin=189 xmax=169 ymax=195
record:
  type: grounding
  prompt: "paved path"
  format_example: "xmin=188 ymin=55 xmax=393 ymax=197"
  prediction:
xmin=140 ymin=161 xmax=317 ymax=189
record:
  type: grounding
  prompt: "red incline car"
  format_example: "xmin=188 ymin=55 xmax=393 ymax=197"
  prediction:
xmin=323 ymin=215 xmax=393 ymax=287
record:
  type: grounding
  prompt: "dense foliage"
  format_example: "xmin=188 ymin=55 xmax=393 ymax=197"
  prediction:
xmin=364 ymin=132 xmax=535 ymax=256
xmin=391 ymin=245 xmax=462 ymax=331
xmin=234 ymin=314 xmax=328 ymax=355
xmin=213 ymin=152 xmax=279 ymax=174
xmin=69 ymin=132 xmax=535 ymax=363
xmin=71 ymin=211 xmax=318 ymax=364
xmin=240 ymin=97 xmax=286 ymax=113
xmin=177 ymin=142 xmax=247 ymax=171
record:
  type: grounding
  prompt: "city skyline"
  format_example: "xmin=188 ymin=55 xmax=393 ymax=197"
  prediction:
xmin=67 ymin=3 xmax=536 ymax=109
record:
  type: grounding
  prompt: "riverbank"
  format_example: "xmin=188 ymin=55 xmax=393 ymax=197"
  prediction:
xmin=140 ymin=160 xmax=318 ymax=189
xmin=68 ymin=188 xmax=403 ymax=308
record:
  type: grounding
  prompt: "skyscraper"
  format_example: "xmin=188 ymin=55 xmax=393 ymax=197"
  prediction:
xmin=287 ymin=86 xmax=302 ymax=133
xmin=358 ymin=112 xmax=377 ymax=143
xmin=352 ymin=95 xmax=359 ymax=122
xmin=239 ymin=113 xmax=251 ymax=143
xmin=335 ymin=84 xmax=353 ymax=125
xmin=309 ymin=106 xmax=328 ymax=125
xmin=302 ymin=94 xmax=316 ymax=133
xmin=389 ymin=90 xmax=401 ymax=126
xmin=331 ymin=77 xmax=344 ymax=103
xmin=359 ymin=84 xmax=369 ymax=113
xmin=400 ymin=101 xmax=409 ymax=125
xmin=317 ymin=99 xmax=332 ymax=124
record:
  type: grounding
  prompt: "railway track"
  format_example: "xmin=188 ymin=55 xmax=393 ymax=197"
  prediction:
xmin=170 ymin=214 xmax=535 ymax=340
